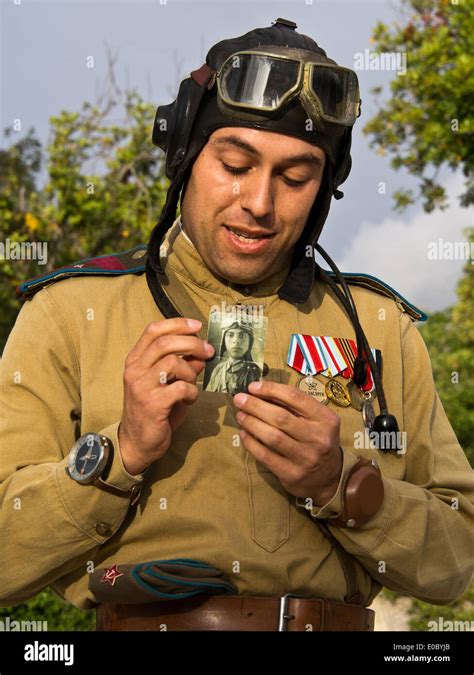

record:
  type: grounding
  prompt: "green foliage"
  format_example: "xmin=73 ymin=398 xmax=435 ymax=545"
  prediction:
xmin=0 ymin=90 xmax=168 ymax=351
xmin=408 ymin=579 xmax=474 ymax=631
xmin=367 ymin=0 xmax=474 ymax=628
xmin=420 ymin=230 xmax=474 ymax=466
xmin=382 ymin=236 xmax=474 ymax=630
xmin=0 ymin=588 xmax=94 ymax=631
xmin=363 ymin=0 xmax=473 ymax=211
xmin=381 ymin=579 xmax=474 ymax=631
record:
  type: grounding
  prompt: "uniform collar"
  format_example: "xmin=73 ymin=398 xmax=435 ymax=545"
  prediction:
xmin=162 ymin=216 xmax=293 ymax=300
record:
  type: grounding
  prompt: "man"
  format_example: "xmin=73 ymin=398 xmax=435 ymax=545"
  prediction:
xmin=0 ymin=19 xmax=472 ymax=632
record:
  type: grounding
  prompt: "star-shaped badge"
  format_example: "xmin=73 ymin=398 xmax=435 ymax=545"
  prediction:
xmin=100 ymin=564 xmax=123 ymax=586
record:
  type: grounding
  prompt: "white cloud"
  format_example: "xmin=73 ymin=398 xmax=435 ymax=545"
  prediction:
xmin=333 ymin=173 xmax=472 ymax=313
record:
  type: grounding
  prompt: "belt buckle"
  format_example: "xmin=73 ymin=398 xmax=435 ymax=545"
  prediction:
xmin=278 ymin=593 xmax=296 ymax=632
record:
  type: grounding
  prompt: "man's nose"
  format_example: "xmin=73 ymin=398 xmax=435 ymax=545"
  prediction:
xmin=240 ymin=171 xmax=274 ymax=220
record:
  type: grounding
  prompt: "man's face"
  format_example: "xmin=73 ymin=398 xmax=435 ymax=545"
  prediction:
xmin=180 ymin=127 xmax=326 ymax=285
xmin=224 ymin=329 xmax=250 ymax=359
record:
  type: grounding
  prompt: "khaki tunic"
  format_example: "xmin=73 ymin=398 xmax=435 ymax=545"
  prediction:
xmin=0 ymin=219 xmax=472 ymax=610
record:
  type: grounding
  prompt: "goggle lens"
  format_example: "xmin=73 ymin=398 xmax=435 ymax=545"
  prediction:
xmin=219 ymin=52 xmax=359 ymax=125
xmin=220 ymin=54 xmax=300 ymax=110
xmin=310 ymin=65 xmax=359 ymax=124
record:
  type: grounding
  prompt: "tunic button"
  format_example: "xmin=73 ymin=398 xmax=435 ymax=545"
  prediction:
xmin=96 ymin=522 xmax=113 ymax=537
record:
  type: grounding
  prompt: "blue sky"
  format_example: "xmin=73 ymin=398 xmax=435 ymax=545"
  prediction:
xmin=1 ymin=0 xmax=470 ymax=312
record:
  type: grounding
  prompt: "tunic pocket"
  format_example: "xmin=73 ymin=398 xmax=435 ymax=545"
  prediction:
xmin=246 ymin=454 xmax=290 ymax=552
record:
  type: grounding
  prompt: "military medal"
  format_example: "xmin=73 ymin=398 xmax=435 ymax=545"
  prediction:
xmin=336 ymin=337 xmax=380 ymax=393
xmin=362 ymin=398 xmax=376 ymax=429
xmin=315 ymin=336 xmax=348 ymax=378
xmin=287 ymin=334 xmax=381 ymax=414
xmin=347 ymin=380 xmax=365 ymax=411
xmin=287 ymin=334 xmax=323 ymax=376
xmin=325 ymin=377 xmax=351 ymax=407
xmin=347 ymin=380 xmax=376 ymax=411
xmin=296 ymin=375 xmax=328 ymax=405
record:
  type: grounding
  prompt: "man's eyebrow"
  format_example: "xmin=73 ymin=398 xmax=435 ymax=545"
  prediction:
xmin=212 ymin=135 xmax=324 ymax=167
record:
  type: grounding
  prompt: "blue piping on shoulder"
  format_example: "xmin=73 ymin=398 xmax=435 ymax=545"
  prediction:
xmin=325 ymin=270 xmax=428 ymax=322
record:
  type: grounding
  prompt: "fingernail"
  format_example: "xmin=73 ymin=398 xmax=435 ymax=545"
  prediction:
xmin=187 ymin=319 xmax=202 ymax=328
xmin=240 ymin=429 xmax=247 ymax=439
xmin=249 ymin=381 xmax=262 ymax=391
xmin=236 ymin=411 xmax=246 ymax=423
xmin=205 ymin=342 xmax=215 ymax=355
xmin=234 ymin=393 xmax=248 ymax=406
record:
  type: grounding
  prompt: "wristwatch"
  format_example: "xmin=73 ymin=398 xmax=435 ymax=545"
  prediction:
xmin=331 ymin=457 xmax=384 ymax=528
xmin=66 ymin=433 xmax=142 ymax=505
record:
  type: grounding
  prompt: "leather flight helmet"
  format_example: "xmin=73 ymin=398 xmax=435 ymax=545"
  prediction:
xmin=147 ymin=18 xmax=358 ymax=304
xmin=218 ymin=320 xmax=255 ymax=361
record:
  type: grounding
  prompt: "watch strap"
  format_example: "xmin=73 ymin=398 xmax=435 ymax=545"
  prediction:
xmin=93 ymin=436 xmax=143 ymax=506
xmin=94 ymin=476 xmax=142 ymax=506
xmin=331 ymin=457 xmax=384 ymax=528
xmin=95 ymin=435 xmax=143 ymax=506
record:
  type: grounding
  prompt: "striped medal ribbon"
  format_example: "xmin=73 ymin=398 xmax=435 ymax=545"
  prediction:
xmin=287 ymin=334 xmax=381 ymax=392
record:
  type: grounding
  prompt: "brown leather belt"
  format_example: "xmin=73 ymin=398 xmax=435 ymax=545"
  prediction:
xmin=96 ymin=595 xmax=375 ymax=631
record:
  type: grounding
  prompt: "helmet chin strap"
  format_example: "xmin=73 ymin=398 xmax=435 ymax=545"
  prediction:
xmin=313 ymin=244 xmax=401 ymax=446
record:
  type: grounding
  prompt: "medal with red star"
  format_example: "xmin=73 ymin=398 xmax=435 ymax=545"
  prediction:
xmin=100 ymin=565 xmax=123 ymax=586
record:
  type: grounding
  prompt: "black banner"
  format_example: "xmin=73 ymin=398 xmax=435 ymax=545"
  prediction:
xmin=0 ymin=630 xmax=470 ymax=673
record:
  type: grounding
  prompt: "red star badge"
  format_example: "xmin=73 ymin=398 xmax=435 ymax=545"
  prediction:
xmin=100 ymin=565 xmax=123 ymax=586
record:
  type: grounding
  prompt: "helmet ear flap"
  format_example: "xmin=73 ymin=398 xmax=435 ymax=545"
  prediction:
xmin=152 ymin=101 xmax=176 ymax=152
xmin=332 ymin=127 xmax=353 ymax=199
xmin=152 ymin=77 xmax=211 ymax=182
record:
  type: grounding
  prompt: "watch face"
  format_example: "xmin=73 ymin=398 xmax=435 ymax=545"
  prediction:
xmin=68 ymin=434 xmax=108 ymax=484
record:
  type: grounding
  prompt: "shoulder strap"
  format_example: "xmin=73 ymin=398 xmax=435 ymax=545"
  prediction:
xmin=16 ymin=245 xmax=148 ymax=300
xmin=324 ymin=270 xmax=427 ymax=322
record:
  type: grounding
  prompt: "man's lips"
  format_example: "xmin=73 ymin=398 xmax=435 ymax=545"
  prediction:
xmin=223 ymin=225 xmax=275 ymax=253
xmin=224 ymin=225 xmax=275 ymax=239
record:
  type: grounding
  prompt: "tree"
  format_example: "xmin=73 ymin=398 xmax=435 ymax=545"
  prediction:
xmin=0 ymin=128 xmax=43 ymax=346
xmin=0 ymin=589 xmax=94 ymax=631
xmin=363 ymin=0 xmax=473 ymax=212
xmin=420 ymin=232 xmax=474 ymax=467
xmin=365 ymin=1 xmax=474 ymax=628
xmin=0 ymin=79 xmax=168 ymax=351
xmin=380 ymin=253 xmax=474 ymax=626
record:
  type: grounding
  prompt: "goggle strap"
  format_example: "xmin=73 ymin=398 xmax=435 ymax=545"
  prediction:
xmin=190 ymin=63 xmax=216 ymax=88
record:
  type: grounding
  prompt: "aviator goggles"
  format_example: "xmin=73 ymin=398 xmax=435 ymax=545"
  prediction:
xmin=215 ymin=46 xmax=361 ymax=127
